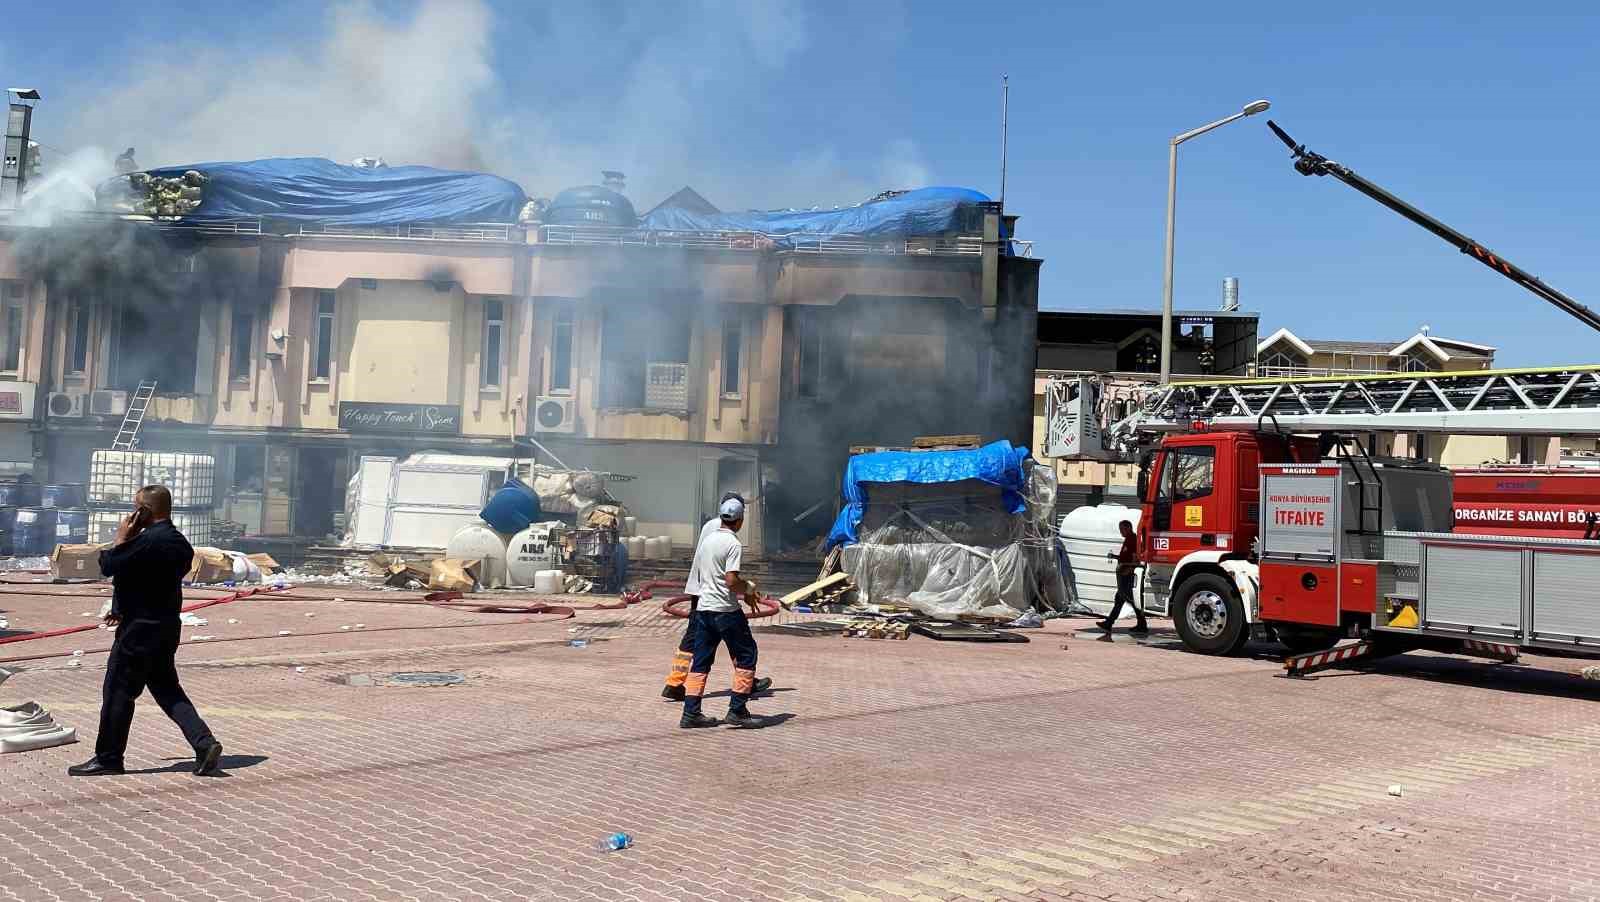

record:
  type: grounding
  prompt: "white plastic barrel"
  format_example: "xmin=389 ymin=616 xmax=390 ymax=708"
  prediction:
xmin=656 ymin=536 xmax=673 ymax=559
xmin=506 ymin=522 xmax=561 ymax=587
xmin=623 ymin=516 xmax=638 ymax=536
xmin=1058 ymin=503 xmax=1143 ymax=618
xmin=445 ymin=522 xmax=510 ymax=589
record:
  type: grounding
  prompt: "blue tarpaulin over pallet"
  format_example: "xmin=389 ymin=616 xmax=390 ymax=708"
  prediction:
xmin=825 ymin=440 xmax=1033 ymax=549
xmin=140 ymin=158 xmax=528 ymax=225
xmin=640 ymin=186 xmax=1001 ymax=247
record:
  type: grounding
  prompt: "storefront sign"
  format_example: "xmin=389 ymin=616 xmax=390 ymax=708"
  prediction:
xmin=338 ymin=402 xmax=461 ymax=435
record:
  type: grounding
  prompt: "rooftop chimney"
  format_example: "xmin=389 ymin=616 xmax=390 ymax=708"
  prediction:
xmin=2 ymin=88 xmax=40 ymax=209
xmin=1221 ymin=276 xmax=1239 ymax=312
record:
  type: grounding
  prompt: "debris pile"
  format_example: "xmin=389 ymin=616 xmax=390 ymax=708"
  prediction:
xmin=99 ymin=170 xmax=209 ymax=218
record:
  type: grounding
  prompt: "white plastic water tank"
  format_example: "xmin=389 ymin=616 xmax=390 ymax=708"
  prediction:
xmin=623 ymin=516 xmax=638 ymax=536
xmin=657 ymin=536 xmax=673 ymax=559
xmin=506 ymin=522 xmax=561 ymax=587
xmin=445 ymin=522 xmax=510 ymax=589
xmin=533 ymin=569 xmax=564 ymax=594
xmin=1059 ymin=503 xmax=1143 ymax=618
xmin=623 ymin=535 xmax=645 ymax=560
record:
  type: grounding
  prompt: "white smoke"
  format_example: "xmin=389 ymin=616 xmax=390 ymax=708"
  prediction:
xmin=46 ymin=0 xmax=932 ymax=213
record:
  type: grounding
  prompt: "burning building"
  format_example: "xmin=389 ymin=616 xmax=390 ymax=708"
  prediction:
xmin=0 ymin=158 xmax=1041 ymax=554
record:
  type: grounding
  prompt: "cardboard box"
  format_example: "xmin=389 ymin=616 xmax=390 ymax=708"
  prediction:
xmin=187 ymin=547 xmax=233 ymax=584
xmin=428 ymin=558 xmax=481 ymax=592
xmin=50 ymin=544 xmax=107 ymax=580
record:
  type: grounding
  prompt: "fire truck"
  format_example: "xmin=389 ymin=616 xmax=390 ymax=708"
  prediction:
xmin=1043 ymin=124 xmax=1600 ymax=675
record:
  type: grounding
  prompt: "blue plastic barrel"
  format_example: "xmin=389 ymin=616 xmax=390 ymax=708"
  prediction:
xmin=53 ymin=508 xmax=91 ymax=545
xmin=480 ymin=477 xmax=541 ymax=535
xmin=0 ymin=481 xmax=41 ymax=507
xmin=42 ymin=483 xmax=88 ymax=509
xmin=12 ymin=507 xmax=58 ymax=556
xmin=0 ymin=506 xmax=15 ymax=556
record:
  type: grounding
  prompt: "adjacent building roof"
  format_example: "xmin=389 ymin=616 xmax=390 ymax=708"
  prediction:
xmin=641 ymin=186 xmax=720 ymax=219
xmin=1258 ymin=327 xmax=1495 ymax=361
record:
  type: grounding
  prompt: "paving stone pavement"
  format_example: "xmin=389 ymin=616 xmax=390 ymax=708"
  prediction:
xmin=2 ymin=581 xmax=1599 ymax=901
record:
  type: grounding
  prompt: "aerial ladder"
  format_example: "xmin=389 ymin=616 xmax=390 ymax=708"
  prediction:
xmin=1047 ymin=121 xmax=1600 ymax=459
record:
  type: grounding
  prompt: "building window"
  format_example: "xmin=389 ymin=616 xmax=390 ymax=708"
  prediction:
xmin=230 ymin=311 xmax=255 ymax=382
xmin=1 ymin=281 xmax=23 ymax=373
xmin=68 ymin=299 xmax=90 ymax=375
xmin=231 ymin=445 xmax=265 ymax=492
xmin=722 ymin=309 xmax=742 ymax=397
xmin=1400 ymin=352 xmax=1436 ymax=373
xmin=550 ymin=304 xmax=574 ymax=393
xmin=1159 ymin=445 xmax=1216 ymax=503
xmin=1260 ymin=349 xmax=1307 ymax=374
xmin=599 ymin=302 xmax=689 ymax=409
xmin=796 ymin=313 xmax=822 ymax=400
xmin=313 ymin=290 xmax=335 ymax=381
xmin=481 ymin=298 xmax=504 ymax=389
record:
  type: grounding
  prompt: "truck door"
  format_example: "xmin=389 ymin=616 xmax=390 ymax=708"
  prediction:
xmin=1142 ymin=443 xmax=1219 ymax=615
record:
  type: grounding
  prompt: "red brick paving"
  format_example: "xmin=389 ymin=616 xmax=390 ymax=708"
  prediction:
xmin=2 ymin=579 xmax=1599 ymax=901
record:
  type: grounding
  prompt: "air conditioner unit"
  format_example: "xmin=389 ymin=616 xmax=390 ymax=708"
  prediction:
xmin=532 ymin=395 xmax=577 ymax=434
xmin=90 ymin=389 xmax=129 ymax=417
xmin=47 ymin=391 xmax=85 ymax=418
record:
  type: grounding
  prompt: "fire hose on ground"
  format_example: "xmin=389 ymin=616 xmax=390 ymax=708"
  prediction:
xmin=0 ymin=585 xmax=579 ymax=665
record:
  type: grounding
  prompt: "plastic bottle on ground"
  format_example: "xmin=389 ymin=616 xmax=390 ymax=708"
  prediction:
xmin=595 ymin=832 xmax=632 ymax=852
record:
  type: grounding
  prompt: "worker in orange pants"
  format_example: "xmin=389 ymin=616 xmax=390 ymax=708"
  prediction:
xmin=661 ymin=493 xmax=772 ymax=701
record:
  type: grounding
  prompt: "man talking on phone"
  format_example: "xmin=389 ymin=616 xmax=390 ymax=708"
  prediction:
xmin=68 ymin=485 xmax=223 ymax=777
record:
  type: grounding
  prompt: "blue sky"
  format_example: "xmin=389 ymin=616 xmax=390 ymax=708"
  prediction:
xmin=4 ymin=1 xmax=1598 ymax=365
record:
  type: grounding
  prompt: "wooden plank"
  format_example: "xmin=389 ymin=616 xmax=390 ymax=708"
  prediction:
xmin=781 ymin=571 xmax=852 ymax=607
xmin=913 ymin=434 xmax=980 ymax=448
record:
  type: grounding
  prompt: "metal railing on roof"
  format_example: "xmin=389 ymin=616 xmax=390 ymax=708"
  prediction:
xmin=1254 ymin=364 xmax=1401 ymax=379
xmin=538 ymin=224 xmax=1033 ymax=257
xmin=0 ymin=211 xmax=264 ymax=235
xmin=296 ymin=222 xmax=515 ymax=242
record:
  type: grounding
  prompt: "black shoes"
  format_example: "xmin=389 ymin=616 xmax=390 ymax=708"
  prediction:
xmin=1096 ymin=619 xmax=1115 ymax=631
xmin=679 ymin=712 xmax=721 ymax=729
xmin=752 ymin=677 xmax=773 ymax=694
xmin=195 ymin=741 xmax=223 ymax=776
xmin=67 ymin=758 xmax=124 ymax=777
xmin=1129 ymin=624 xmax=1151 ymax=636
xmin=724 ymin=709 xmax=765 ymax=729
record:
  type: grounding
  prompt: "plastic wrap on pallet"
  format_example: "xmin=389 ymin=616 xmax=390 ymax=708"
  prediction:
xmin=840 ymin=525 xmax=1067 ymax=620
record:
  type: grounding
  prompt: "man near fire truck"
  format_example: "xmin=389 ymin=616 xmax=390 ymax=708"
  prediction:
xmin=661 ymin=492 xmax=772 ymax=700
xmin=1099 ymin=519 xmax=1148 ymax=635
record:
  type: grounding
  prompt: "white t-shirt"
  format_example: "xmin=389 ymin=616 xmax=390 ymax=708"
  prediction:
xmin=688 ymin=526 xmax=744 ymax=612
xmin=684 ymin=518 xmax=721 ymax=596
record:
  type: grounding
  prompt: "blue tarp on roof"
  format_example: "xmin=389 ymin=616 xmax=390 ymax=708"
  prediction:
xmin=141 ymin=158 xmax=528 ymax=225
xmin=825 ymin=440 xmax=1032 ymax=549
xmin=640 ymin=186 xmax=998 ymax=246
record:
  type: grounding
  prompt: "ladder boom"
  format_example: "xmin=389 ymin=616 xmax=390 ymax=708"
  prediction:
xmin=1268 ymin=120 xmax=1600 ymax=334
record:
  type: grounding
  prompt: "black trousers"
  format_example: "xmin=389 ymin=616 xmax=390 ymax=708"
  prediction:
xmin=684 ymin=609 xmax=759 ymax=716
xmin=95 ymin=619 xmax=214 ymax=767
xmin=1104 ymin=570 xmax=1146 ymax=626
xmin=677 ymin=596 xmax=699 ymax=652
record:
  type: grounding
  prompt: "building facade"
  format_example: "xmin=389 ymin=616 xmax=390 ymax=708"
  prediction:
xmin=0 ymin=202 xmax=1040 ymax=554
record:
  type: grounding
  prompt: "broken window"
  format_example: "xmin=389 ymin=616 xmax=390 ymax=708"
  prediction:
xmin=796 ymin=311 xmax=822 ymax=400
xmin=68 ymin=299 xmax=90 ymax=375
xmin=599 ymin=301 xmax=690 ymax=409
xmin=231 ymin=445 xmax=265 ymax=492
xmin=550 ymin=303 xmax=574 ymax=393
xmin=1 ymin=281 xmax=23 ymax=373
xmin=481 ymin=297 xmax=504 ymax=389
xmin=112 ymin=298 xmax=198 ymax=393
xmin=722 ymin=308 xmax=742 ymax=396
xmin=313 ymin=290 xmax=335 ymax=381
xmin=230 ymin=311 xmax=254 ymax=381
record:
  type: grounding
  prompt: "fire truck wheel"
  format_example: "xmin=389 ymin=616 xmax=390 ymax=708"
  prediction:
xmin=1172 ymin=572 xmax=1247 ymax=655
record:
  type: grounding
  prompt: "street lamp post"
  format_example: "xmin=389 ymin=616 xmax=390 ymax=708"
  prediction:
xmin=1159 ymin=99 xmax=1271 ymax=383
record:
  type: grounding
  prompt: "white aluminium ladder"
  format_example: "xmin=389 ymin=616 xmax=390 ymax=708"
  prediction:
xmin=110 ymin=381 xmax=158 ymax=450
